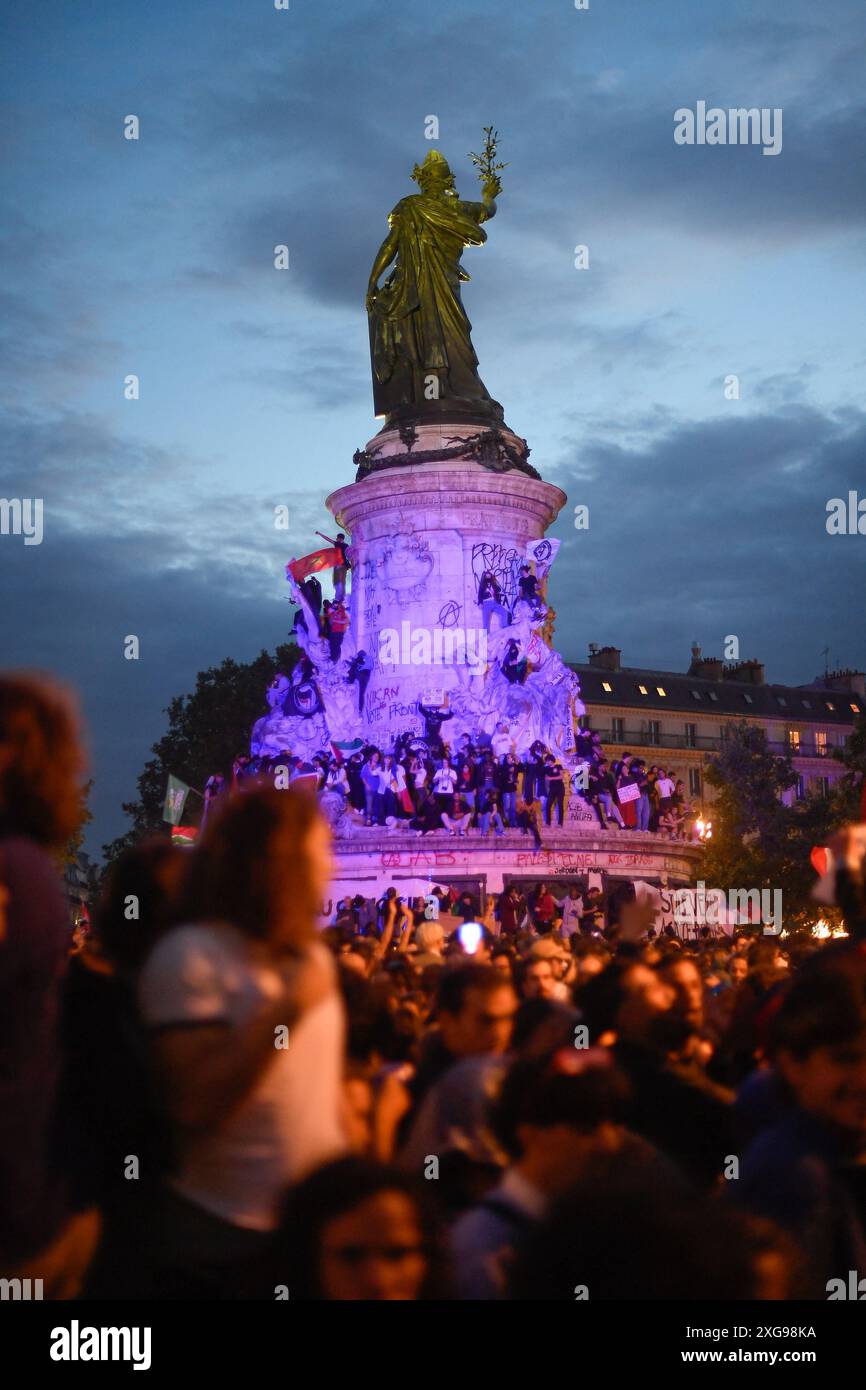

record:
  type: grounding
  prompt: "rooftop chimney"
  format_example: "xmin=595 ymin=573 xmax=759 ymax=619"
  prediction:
xmin=723 ymin=659 xmax=766 ymax=687
xmin=589 ymin=645 xmax=621 ymax=673
xmin=815 ymin=668 xmax=866 ymax=697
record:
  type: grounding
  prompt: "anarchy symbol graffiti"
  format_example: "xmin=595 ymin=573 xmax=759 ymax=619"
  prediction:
xmin=533 ymin=540 xmax=553 ymax=564
xmin=438 ymin=600 xmax=461 ymax=628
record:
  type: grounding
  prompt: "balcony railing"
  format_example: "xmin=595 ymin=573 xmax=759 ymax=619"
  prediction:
xmin=592 ymin=729 xmax=844 ymax=759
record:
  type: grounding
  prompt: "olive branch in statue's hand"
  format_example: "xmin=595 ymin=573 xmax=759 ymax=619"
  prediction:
xmin=468 ymin=126 xmax=507 ymax=198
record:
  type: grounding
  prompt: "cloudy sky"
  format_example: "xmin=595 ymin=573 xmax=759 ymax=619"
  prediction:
xmin=2 ymin=0 xmax=864 ymax=856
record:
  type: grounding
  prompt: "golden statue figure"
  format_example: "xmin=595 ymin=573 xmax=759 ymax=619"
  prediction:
xmin=366 ymin=133 xmax=506 ymax=427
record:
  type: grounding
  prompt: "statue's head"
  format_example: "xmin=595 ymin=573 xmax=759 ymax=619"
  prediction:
xmin=411 ymin=149 xmax=457 ymax=197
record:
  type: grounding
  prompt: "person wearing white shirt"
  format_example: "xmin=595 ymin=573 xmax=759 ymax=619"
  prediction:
xmin=137 ymin=787 xmax=346 ymax=1298
xmin=555 ymin=886 xmax=584 ymax=939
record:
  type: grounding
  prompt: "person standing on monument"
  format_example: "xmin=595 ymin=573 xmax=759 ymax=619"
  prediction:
xmin=315 ymin=531 xmax=351 ymax=604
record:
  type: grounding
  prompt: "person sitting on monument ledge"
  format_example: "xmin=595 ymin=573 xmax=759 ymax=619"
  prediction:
xmin=410 ymin=787 xmax=443 ymax=836
xmin=516 ymin=791 xmax=543 ymax=851
xmin=442 ymin=794 xmax=473 ymax=838
xmin=478 ymin=788 xmax=506 ymax=838
xmin=516 ymin=564 xmax=544 ymax=619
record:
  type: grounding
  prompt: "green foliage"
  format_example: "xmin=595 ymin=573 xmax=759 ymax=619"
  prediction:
xmin=700 ymin=722 xmax=857 ymax=933
xmin=57 ymin=777 xmax=93 ymax=873
xmin=102 ymin=643 xmax=300 ymax=866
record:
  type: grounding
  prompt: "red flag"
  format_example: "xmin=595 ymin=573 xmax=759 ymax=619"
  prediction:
xmin=171 ymin=825 xmax=198 ymax=846
xmin=288 ymin=548 xmax=343 ymax=583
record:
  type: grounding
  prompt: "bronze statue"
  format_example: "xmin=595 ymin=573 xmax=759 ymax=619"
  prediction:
xmin=366 ymin=131 xmax=506 ymax=428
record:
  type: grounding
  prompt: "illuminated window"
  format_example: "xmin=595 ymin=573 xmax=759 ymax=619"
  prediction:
xmin=656 ymin=686 xmax=667 ymax=697
xmin=601 ymin=681 xmax=612 ymax=693
xmin=826 ymin=701 xmax=835 ymax=711
xmin=815 ymin=731 xmax=827 ymax=756
xmin=638 ymin=684 xmax=648 ymax=695
xmin=851 ymin=703 xmax=859 ymax=713
xmin=787 ymin=729 xmax=800 ymax=752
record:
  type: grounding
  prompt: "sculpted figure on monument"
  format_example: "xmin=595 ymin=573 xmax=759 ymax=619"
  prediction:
xmin=366 ymin=135 xmax=506 ymax=425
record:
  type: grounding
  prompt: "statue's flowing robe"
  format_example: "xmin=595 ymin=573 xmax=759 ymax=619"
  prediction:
xmin=369 ymin=193 xmax=493 ymax=416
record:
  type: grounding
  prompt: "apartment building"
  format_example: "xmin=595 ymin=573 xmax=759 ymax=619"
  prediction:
xmin=570 ymin=644 xmax=863 ymax=813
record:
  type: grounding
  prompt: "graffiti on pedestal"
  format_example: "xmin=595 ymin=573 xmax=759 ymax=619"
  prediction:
xmin=471 ymin=541 xmax=522 ymax=611
xmin=379 ymin=851 xmax=460 ymax=868
xmin=381 ymin=534 xmax=434 ymax=603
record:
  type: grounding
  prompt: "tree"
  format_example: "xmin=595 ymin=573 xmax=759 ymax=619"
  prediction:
xmin=700 ymin=723 xmax=849 ymax=934
xmin=102 ymin=643 xmax=300 ymax=865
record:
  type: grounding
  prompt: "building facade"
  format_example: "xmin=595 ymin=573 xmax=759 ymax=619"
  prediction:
xmin=572 ymin=644 xmax=864 ymax=817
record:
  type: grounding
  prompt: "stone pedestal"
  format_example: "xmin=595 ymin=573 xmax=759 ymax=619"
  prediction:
xmin=326 ymin=420 xmax=569 ymax=748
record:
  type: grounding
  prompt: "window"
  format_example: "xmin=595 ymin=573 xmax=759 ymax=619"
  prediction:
xmin=656 ymin=686 xmax=667 ymax=697
xmin=802 ymin=699 xmax=812 ymax=710
xmin=690 ymin=690 xmax=701 ymax=701
xmin=612 ymin=717 xmax=624 ymax=742
xmin=796 ymin=775 xmax=807 ymax=801
xmin=708 ymin=691 xmax=718 ymax=702
xmin=817 ymin=776 xmax=830 ymax=798
xmin=776 ymin=696 xmax=787 ymax=708
xmin=647 ymin=720 xmax=661 ymax=745
xmin=826 ymin=701 xmax=835 ymax=711
xmin=815 ymin=731 xmax=828 ymax=757
xmin=688 ymin=768 xmax=702 ymax=796
xmin=787 ymin=729 xmax=800 ymax=753
xmin=638 ymin=684 xmax=648 ymax=696
xmin=601 ymin=681 xmax=613 ymax=693
xmin=743 ymin=693 xmax=753 ymax=705
xmin=851 ymin=703 xmax=860 ymax=713
xmin=684 ymin=723 xmax=696 ymax=748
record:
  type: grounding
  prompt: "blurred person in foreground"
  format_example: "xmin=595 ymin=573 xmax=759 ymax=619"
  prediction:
xmin=451 ymin=1047 xmax=672 ymax=1299
xmin=577 ymin=958 xmax=732 ymax=1186
xmin=734 ymin=952 xmax=866 ymax=1293
xmin=274 ymin=1157 xmax=449 ymax=1299
xmin=57 ymin=839 xmax=187 ymax=1296
xmin=0 ymin=673 xmax=99 ymax=1296
xmin=136 ymin=786 xmax=347 ymax=1298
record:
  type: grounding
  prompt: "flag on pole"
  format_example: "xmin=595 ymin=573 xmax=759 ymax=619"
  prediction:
xmin=163 ymin=775 xmax=191 ymax=825
xmin=287 ymin=547 xmax=343 ymax=583
xmin=171 ymin=825 xmax=198 ymax=847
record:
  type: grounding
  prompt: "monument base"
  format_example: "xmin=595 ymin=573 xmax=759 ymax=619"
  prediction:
xmin=328 ymin=826 xmax=705 ymax=904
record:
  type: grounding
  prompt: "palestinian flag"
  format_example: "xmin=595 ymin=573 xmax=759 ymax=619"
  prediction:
xmin=163 ymin=774 xmax=191 ymax=825
xmin=287 ymin=547 xmax=343 ymax=583
xmin=171 ymin=825 xmax=198 ymax=847
xmin=332 ymin=738 xmax=363 ymax=761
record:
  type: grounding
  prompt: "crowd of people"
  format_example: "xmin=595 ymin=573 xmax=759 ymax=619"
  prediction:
xmin=3 ymin=672 xmax=866 ymax=1304
xmin=210 ymin=727 xmax=704 ymax=844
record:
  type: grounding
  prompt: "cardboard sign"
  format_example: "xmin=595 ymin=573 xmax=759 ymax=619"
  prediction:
xmin=617 ymin=782 xmax=640 ymax=805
